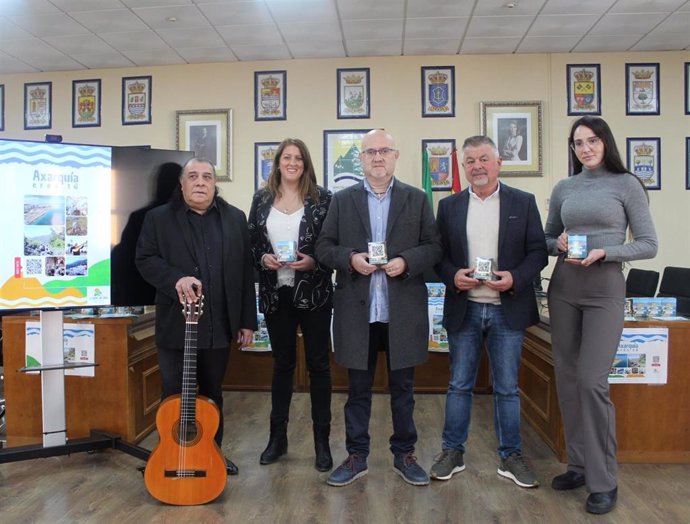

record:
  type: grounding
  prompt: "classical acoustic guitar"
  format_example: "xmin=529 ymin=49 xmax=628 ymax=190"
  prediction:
xmin=144 ymin=296 xmax=227 ymax=505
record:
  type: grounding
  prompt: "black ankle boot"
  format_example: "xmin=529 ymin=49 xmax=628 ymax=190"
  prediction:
xmin=313 ymin=424 xmax=333 ymax=472
xmin=260 ymin=421 xmax=288 ymax=465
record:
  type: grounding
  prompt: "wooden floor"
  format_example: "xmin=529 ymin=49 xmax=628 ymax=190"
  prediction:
xmin=1 ymin=391 xmax=689 ymax=523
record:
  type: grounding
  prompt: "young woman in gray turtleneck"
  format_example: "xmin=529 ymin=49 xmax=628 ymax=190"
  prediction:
xmin=544 ymin=116 xmax=657 ymax=516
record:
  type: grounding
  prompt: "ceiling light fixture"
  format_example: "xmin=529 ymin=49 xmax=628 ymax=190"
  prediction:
xmin=166 ymin=16 xmax=177 ymax=23
xmin=504 ymin=2 xmax=517 ymax=7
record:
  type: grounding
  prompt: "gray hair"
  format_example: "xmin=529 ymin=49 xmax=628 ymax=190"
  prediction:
xmin=181 ymin=157 xmax=217 ymax=178
xmin=461 ymin=136 xmax=499 ymax=158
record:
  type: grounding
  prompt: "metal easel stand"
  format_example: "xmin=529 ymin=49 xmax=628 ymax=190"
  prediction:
xmin=0 ymin=310 xmax=150 ymax=464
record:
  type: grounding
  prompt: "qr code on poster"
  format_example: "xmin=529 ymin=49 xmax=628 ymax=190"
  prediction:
xmin=25 ymin=258 xmax=43 ymax=275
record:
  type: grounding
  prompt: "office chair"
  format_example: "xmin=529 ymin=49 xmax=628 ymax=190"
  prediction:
xmin=625 ymin=268 xmax=660 ymax=297
xmin=657 ymin=266 xmax=690 ymax=317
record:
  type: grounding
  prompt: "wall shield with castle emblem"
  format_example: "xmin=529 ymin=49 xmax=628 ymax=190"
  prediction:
xmin=421 ymin=66 xmax=455 ymax=117
xmin=422 ymin=139 xmax=456 ymax=191
xmin=627 ymin=138 xmax=661 ymax=190
xmin=626 ymin=63 xmax=660 ymax=116
xmin=567 ymin=64 xmax=601 ymax=115
xmin=254 ymin=142 xmax=280 ymax=191
xmin=254 ymin=71 xmax=286 ymax=121
xmin=122 ymin=76 xmax=152 ymax=125
xmin=337 ymin=68 xmax=370 ymax=119
xmin=24 ymin=82 xmax=52 ymax=130
xmin=72 ymin=79 xmax=101 ymax=128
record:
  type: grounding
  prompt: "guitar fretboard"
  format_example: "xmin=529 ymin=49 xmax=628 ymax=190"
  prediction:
xmin=180 ymin=319 xmax=198 ymax=425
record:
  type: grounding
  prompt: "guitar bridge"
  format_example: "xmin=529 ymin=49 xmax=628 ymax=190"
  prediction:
xmin=164 ymin=470 xmax=208 ymax=478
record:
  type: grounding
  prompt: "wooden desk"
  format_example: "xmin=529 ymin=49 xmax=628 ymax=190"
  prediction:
xmin=224 ymin=334 xmax=491 ymax=394
xmin=520 ymin=319 xmax=690 ymax=463
xmin=2 ymin=314 xmax=160 ymax=446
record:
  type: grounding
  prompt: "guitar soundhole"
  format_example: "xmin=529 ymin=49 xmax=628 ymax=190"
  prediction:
xmin=173 ymin=421 xmax=202 ymax=446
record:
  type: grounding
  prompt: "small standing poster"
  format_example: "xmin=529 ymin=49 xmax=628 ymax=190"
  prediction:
xmin=25 ymin=322 xmax=96 ymax=377
xmin=609 ymin=328 xmax=668 ymax=384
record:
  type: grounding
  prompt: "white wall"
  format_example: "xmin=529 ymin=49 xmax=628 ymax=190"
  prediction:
xmin=1 ymin=51 xmax=689 ymax=274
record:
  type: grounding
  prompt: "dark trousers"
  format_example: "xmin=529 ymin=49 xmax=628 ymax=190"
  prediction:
xmin=157 ymin=346 xmax=230 ymax=447
xmin=345 ymin=322 xmax=417 ymax=458
xmin=265 ymin=286 xmax=332 ymax=427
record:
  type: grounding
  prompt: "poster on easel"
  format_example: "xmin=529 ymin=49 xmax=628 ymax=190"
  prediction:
xmin=608 ymin=327 xmax=668 ymax=384
xmin=25 ymin=321 xmax=96 ymax=377
xmin=0 ymin=140 xmax=112 ymax=310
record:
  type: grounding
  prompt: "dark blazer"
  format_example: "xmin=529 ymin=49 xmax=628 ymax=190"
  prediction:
xmin=436 ymin=183 xmax=547 ymax=332
xmin=248 ymin=186 xmax=333 ymax=314
xmin=316 ymin=179 xmax=442 ymax=371
xmin=135 ymin=196 xmax=257 ymax=348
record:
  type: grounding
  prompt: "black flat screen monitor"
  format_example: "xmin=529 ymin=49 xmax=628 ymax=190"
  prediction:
xmin=110 ymin=146 xmax=194 ymax=307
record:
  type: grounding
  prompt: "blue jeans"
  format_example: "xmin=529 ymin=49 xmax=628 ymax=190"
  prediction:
xmin=442 ymin=301 xmax=524 ymax=458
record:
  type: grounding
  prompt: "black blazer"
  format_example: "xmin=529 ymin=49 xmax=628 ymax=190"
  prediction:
xmin=436 ymin=183 xmax=548 ymax=332
xmin=248 ymin=186 xmax=333 ymax=314
xmin=135 ymin=196 xmax=257 ymax=348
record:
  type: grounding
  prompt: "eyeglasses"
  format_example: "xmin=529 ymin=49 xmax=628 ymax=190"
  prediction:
xmin=361 ymin=147 xmax=397 ymax=158
xmin=571 ymin=136 xmax=602 ymax=151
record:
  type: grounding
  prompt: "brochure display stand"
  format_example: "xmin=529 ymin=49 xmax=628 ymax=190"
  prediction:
xmin=0 ymin=311 xmax=149 ymax=464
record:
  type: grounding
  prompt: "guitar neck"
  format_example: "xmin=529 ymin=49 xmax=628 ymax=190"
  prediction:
xmin=180 ymin=318 xmax=199 ymax=424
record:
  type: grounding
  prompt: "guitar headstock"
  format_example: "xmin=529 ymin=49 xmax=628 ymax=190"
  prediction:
xmin=182 ymin=295 xmax=204 ymax=324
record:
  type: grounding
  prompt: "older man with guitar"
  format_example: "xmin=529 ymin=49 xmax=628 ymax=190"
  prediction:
xmin=136 ymin=157 xmax=256 ymax=495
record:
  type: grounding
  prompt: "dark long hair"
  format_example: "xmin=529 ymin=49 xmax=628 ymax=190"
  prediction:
xmin=568 ymin=116 xmax=630 ymax=175
xmin=568 ymin=116 xmax=648 ymax=197
xmin=266 ymin=138 xmax=318 ymax=202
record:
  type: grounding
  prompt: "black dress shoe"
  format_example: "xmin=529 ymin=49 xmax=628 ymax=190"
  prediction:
xmin=551 ymin=470 xmax=586 ymax=490
xmin=225 ymin=458 xmax=239 ymax=476
xmin=586 ymin=487 xmax=617 ymax=515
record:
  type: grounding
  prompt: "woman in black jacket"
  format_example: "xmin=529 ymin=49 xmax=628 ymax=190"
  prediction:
xmin=248 ymin=138 xmax=333 ymax=471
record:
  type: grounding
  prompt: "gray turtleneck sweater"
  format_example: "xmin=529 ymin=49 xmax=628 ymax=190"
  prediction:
xmin=544 ymin=166 xmax=658 ymax=262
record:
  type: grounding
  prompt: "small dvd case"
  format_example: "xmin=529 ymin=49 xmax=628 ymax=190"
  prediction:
xmin=276 ymin=240 xmax=297 ymax=262
xmin=368 ymin=242 xmax=388 ymax=265
xmin=567 ymin=234 xmax=587 ymax=259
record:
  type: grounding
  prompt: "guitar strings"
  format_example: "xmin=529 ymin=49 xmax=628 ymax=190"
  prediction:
xmin=179 ymin=304 xmax=199 ymax=477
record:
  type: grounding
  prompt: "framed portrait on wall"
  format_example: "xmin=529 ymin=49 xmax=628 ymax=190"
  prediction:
xmin=421 ymin=139 xmax=455 ymax=191
xmin=323 ymin=129 xmax=369 ymax=192
xmin=625 ymin=63 xmax=660 ymax=116
xmin=337 ymin=68 xmax=370 ymax=119
xmin=255 ymin=142 xmax=280 ymax=191
xmin=254 ymin=70 xmax=286 ymax=121
xmin=176 ymin=108 xmax=233 ymax=181
xmin=421 ymin=66 xmax=455 ymax=117
xmin=0 ymin=84 xmax=4 ymax=131
xmin=72 ymin=79 xmax=101 ymax=128
xmin=626 ymin=137 xmax=661 ymax=190
xmin=24 ymin=81 xmax=52 ymax=130
xmin=566 ymin=64 xmax=601 ymax=115
xmin=122 ymin=75 xmax=152 ymax=125
xmin=480 ymin=101 xmax=543 ymax=176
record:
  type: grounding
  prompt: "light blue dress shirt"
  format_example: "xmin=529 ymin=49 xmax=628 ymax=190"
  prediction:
xmin=363 ymin=178 xmax=393 ymax=323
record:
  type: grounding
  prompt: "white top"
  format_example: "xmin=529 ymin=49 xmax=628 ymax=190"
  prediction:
xmin=267 ymin=206 xmax=304 ymax=288
xmin=466 ymin=184 xmax=501 ymax=304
